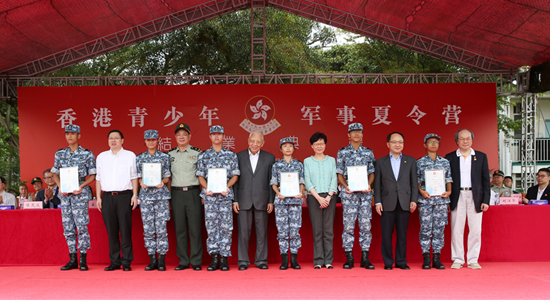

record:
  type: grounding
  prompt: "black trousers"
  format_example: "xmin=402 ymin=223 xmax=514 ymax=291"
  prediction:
xmin=171 ymin=188 xmax=203 ymax=266
xmin=307 ymin=193 xmax=336 ymax=266
xmin=380 ymin=202 xmax=410 ymax=267
xmin=101 ymin=192 xmax=133 ymax=265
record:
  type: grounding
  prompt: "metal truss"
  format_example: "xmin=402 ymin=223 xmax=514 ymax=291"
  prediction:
xmin=520 ymin=92 xmax=537 ymax=191
xmin=1 ymin=72 xmax=527 ymax=98
xmin=0 ymin=0 xmax=521 ymax=77
xmin=251 ymin=0 xmax=267 ymax=74
xmin=1 ymin=0 xmax=249 ymax=77
xmin=269 ymin=0 xmax=518 ymax=72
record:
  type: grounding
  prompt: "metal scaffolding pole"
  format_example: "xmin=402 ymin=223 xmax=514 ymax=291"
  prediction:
xmin=521 ymin=93 xmax=537 ymax=191
xmin=250 ymin=0 xmax=267 ymax=74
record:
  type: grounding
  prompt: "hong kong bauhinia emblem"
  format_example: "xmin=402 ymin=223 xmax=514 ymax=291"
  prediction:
xmin=239 ymin=95 xmax=280 ymax=135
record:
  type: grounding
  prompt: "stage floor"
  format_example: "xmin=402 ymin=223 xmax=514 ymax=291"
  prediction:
xmin=1 ymin=262 xmax=548 ymax=299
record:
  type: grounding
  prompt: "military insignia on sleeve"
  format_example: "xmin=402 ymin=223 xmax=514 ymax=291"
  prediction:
xmin=170 ymin=157 xmax=175 ymax=162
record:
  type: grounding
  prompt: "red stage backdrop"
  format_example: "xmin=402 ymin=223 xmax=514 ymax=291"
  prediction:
xmin=18 ymin=83 xmax=497 ymax=188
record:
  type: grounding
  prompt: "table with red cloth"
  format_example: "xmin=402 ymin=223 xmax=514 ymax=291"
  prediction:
xmin=1 ymin=205 xmax=548 ymax=265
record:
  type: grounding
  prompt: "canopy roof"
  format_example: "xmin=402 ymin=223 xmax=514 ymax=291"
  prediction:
xmin=1 ymin=0 xmax=549 ymax=76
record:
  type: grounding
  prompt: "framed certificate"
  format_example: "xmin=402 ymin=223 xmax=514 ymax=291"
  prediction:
xmin=60 ymin=166 xmax=79 ymax=194
xmin=207 ymin=168 xmax=227 ymax=194
xmin=347 ymin=165 xmax=369 ymax=192
xmin=280 ymin=172 xmax=300 ymax=197
xmin=425 ymin=169 xmax=445 ymax=196
xmin=142 ymin=163 xmax=162 ymax=187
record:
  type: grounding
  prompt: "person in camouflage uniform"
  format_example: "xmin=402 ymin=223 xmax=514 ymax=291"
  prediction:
xmin=196 ymin=125 xmax=240 ymax=271
xmin=51 ymin=124 xmax=96 ymax=271
xmin=336 ymin=123 xmax=375 ymax=270
xmin=136 ymin=129 xmax=172 ymax=271
xmin=271 ymin=137 xmax=305 ymax=270
xmin=416 ymin=133 xmax=453 ymax=269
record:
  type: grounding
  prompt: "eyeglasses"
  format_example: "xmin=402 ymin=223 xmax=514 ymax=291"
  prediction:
xmin=389 ymin=140 xmax=404 ymax=144
xmin=426 ymin=141 xmax=440 ymax=144
xmin=458 ymin=137 xmax=472 ymax=142
xmin=43 ymin=176 xmax=53 ymax=179
xmin=313 ymin=142 xmax=325 ymax=147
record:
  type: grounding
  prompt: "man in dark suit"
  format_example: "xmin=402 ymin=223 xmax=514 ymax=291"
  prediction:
xmin=445 ymin=129 xmax=490 ymax=270
xmin=523 ymin=168 xmax=550 ymax=203
xmin=35 ymin=169 xmax=61 ymax=209
xmin=233 ymin=131 xmax=276 ymax=270
xmin=374 ymin=132 xmax=418 ymax=270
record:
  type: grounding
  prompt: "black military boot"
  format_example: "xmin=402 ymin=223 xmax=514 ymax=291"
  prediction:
xmin=145 ymin=254 xmax=158 ymax=271
xmin=360 ymin=251 xmax=375 ymax=270
xmin=61 ymin=253 xmax=78 ymax=271
xmin=207 ymin=254 xmax=220 ymax=271
xmin=290 ymin=253 xmax=301 ymax=270
xmin=280 ymin=253 xmax=289 ymax=270
xmin=343 ymin=251 xmax=354 ymax=269
xmin=432 ymin=253 xmax=445 ymax=269
xmin=220 ymin=256 xmax=230 ymax=271
xmin=158 ymin=255 xmax=166 ymax=271
xmin=422 ymin=253 xmax=431 ymax=269
xmin=79 ymin=252 xmax=88 ymax=271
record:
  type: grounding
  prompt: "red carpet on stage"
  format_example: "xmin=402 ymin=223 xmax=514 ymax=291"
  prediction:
xmin=1 ymin=262 xmax=549 ymax=299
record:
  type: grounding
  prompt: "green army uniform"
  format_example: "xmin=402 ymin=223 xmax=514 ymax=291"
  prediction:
xmin=169 ymin=143 xmax=203 ymax=269
xmin=491 ymin=185 xmax=513 ymax=197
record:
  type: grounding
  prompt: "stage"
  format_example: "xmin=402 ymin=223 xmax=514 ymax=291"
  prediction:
xmin=1 ymin=205 xmax=549 ymax=266
xmin=0 ymin=262 xmax=548 ymax=299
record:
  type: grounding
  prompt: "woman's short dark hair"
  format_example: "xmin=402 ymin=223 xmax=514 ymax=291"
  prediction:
xmin=309 ymin=132 xmax=327 ymax=145
xmin=386 ymin=132 xmax=405 ymax=142
xmin=108 ymin=129 xmax=124 ymax=139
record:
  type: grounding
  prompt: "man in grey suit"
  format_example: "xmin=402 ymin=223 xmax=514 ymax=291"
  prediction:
xmin=374 ymin=132 xmax=418 ymax=270
xmin=233 ymin=131 xmax=276 ymax=270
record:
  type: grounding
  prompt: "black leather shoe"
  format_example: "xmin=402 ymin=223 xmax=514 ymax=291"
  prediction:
xmin=175 ymin=265 xmax=189 ymax=271
xmin=314 ymin=265 xmax=321 ymax=269
xmin=104 ymin=264 xmax=121 ymax=271
xmin=384 ymin=265 xmax=393 ymax=270
xmin=207 ymin=254 xmax=220 ymax=271
xmin=343 ymin=251 xmax=354 ymax=269
xmin=192 ymin=265 xmax=202 ymax=271
xmin=123 ymin=264 xmax=132 ymax=271
xmin=61 ymin=253 xmax=78 ymax=271
xmin=238 ymin=265 xmax=248 ymax=271
xmin=79 ymin=253 xmax=88 ymax=271
xmin=422 ymin=253 xmax=431 ymax=270
xmin=158 ymin=255 xmax=166 ymax=271
xmin=396 ymin=264 xmax=410 ymax=270
xmin=220 ymin=256 xmax=229 ymax=271
xmin=258 ymin=264 xmax=268 ymax=270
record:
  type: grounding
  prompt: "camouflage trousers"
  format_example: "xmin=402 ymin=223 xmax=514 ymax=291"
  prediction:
xmin=275 ymin=204 xmax=302 ymax=254
xmin=140 ymin=199 xmax=170 ymax=255
xmin=204 ymin=198 xmax=233 ymax=257
xmin=418 ymin=203 xmax=448 ymax=253
xmin=60 ymin=196 xmax=90 ymax=253
xmin=341 ymin=192 xmax=372 ymax=252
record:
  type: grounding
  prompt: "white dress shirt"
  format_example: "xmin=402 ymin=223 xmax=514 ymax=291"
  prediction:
xmin=456 ymin=148 xmax=476 ymax=188
xmin=1 ymin=190 xmax=17 ymax=208
xmin=249 ymin=149 xmax=260 ymax=173
xmin=537 ymin=186 xmax=547 ymax=200
xmin=96 ymin=147 xmax=138 ymax=192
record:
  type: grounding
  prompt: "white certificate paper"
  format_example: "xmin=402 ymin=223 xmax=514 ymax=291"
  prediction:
xmin=142 ymin=163 xmax=162 ymax=187
xmin=207 ymin=168 xmax=227 ymax=194
xmin=280 ymin=172 xmax=300 ymax=197
xmin=347 ymin=166 xmax=369 ymax=192
xmin=425 ymin=169 xmax=445 ymax=196
xmin=60 ymin=166 xmax=79 ymax=194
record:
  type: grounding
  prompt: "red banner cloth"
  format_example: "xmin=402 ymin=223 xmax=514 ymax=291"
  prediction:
xmin=1 ymin=205 xmax=548 ymax=265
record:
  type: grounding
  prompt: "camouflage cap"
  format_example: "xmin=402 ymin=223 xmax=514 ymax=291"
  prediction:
xmin=144 ymin=129 xmax=159 ymax=139
xmin=424 ymin=133 xmax=441 ymax=143
xmin=279 ymin=137 xmax=295 ymax=148
xmin=210 ymin=125 xmax=224 ymax=134
xmin=174 ymin=123 xmax=191 ymax=134
xmin=348 ymin=123 xmax=363 ymax=132
xmin=64 ymin=124 xmax=80 ymax=134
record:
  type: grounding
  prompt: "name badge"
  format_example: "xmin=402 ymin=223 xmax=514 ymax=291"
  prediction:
xmin=88 ymin=200 xmax=98 ymax=209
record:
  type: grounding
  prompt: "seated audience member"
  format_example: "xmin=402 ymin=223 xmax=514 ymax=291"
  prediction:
xmin=0 ymin=176 xmax=17 ymax=209
xmin=18 ymin=184 xmax=31 ymax=206
xmin=491 ymin=170 xmax=513 ymax=197
xmin=522 ymin=168 xmax=550 ymax=204
xmin=36 ymin=169 xmax=61 ymax=209
xmin=503 ymin=176 xmax=519 ymax=194
xmin=31 ymin=177 xmax=44 ymax=201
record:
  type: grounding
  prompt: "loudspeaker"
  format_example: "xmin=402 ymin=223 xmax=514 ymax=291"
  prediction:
xmin=528 ymin=61 xmax=550 ymax=93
